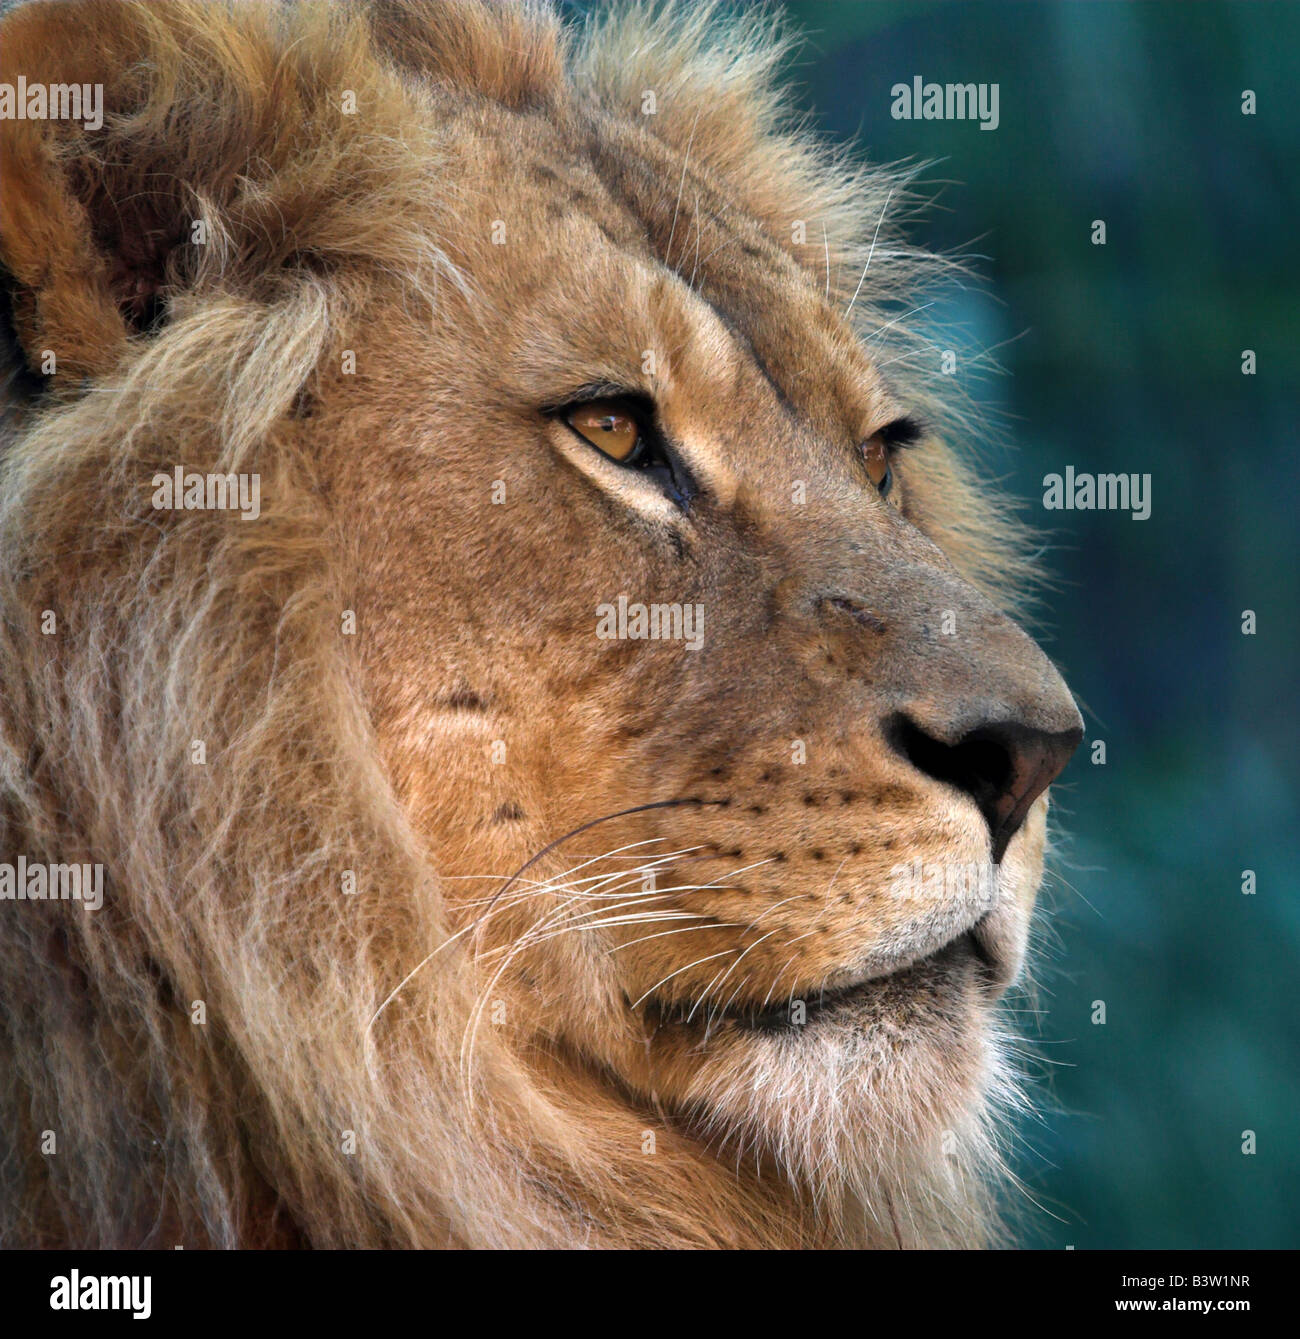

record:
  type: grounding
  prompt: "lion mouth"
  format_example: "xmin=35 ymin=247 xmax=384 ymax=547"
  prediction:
xmin=641 ymin=922 xmax=999 ymax=1035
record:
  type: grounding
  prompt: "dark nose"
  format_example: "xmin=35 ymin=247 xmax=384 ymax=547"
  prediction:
xmin=888 ymin=713 xmax=1082 ymax=862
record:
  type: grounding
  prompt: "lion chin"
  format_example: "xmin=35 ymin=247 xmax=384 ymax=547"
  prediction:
xmin=0 ymin=0 xmax=1081 ymax=1249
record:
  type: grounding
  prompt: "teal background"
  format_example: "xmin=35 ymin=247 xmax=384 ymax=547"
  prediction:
xmin=777 ymin=0 xmax=1298 ymax=1249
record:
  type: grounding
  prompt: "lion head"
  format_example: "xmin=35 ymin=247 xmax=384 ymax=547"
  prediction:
xmin=0 ymin=0 xmax=1081 ymax=1248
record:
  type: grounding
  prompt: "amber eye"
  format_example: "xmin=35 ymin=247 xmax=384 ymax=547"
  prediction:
xmin=566 ymin=400 xmax=643 ymax=463
xmin=861 ymin=438 xmax=894 ymax=497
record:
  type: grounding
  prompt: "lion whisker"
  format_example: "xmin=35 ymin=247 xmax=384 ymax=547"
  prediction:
xmin=606 ymin=921 xmax=741 ymax=953
xmin=664 ymin=105 xmax=702 ymax=267
xmin=761 ymin=952 xmax=803 ymax=1009
xmin=862 ymin=300 xmax=937 ymax=344
xmin=629 ymin=948 xmax=739 ymax=1011
xmin=698 ymin=974 xmax=752 ymax=1049
xmin=684 ymin=928 xmax=782 ymax=1026
xmin=844 ymin=184 xmax=894 ymax=319
xmin=476 ymin=908 xmax=711 ymax=958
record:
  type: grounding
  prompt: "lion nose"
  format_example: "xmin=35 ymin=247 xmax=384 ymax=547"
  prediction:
xmin=806 ymin=547 xmax=1084 ymax=859
xmin=888 ymin=712 xmax=1082 ymax=862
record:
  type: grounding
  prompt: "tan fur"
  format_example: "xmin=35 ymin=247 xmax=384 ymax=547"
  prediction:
xmin=0 ymin=0 xmax=1078 ymax=1248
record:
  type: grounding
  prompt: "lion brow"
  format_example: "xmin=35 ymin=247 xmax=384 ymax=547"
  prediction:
xmin=877 ymin=414 xmax=926 ymax=448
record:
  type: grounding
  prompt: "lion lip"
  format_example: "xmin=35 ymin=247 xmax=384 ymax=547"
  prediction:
xmin=967 ymin=916 xmax=1000 ymax=972
xmin=644 ymin=921 xmax=1003 ymax=1035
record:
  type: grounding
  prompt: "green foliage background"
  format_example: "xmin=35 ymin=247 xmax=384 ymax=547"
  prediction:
xmin=773 ymin=0 xmax=1299 ymax=1249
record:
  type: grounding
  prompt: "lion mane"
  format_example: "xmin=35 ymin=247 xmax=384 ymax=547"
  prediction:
xmin=0 ymin=0 xmax=1048 ymax=1248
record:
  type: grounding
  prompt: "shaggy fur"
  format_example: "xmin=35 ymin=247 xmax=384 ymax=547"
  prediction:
xmin=0 ymin=0 xmax=1079 ymax=1248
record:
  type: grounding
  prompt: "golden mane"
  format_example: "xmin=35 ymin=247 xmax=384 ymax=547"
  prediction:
xmin=0 ymin=0 xmax=1037 ymax=1247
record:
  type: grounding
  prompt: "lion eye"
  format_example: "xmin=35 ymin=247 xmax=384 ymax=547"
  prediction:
xmin=566 ymin=400 xmax=642 ymax=463
xmin=861 ymin=438 xmax=894 ymax=497
xmin=554 ymin=392 xmax=695 ymax=508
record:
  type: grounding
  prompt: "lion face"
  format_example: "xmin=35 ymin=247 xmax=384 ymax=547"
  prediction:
xmin=338 ymin=63 xmax=1082 ymax=1175
xmin=0 ymin=0 xmax=1082 ymax=1247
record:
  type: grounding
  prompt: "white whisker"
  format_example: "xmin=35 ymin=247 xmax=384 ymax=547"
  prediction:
xmin=845 ymin=185 xmax=894 ymax=319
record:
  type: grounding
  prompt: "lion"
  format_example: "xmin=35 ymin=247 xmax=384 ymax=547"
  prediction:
xmin=0 ymin=0 xmax=1082 ymax=1249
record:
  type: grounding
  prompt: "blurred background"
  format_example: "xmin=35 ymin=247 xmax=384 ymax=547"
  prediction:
xmin=773 ymin=0 xmax=1299 ymax=1249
